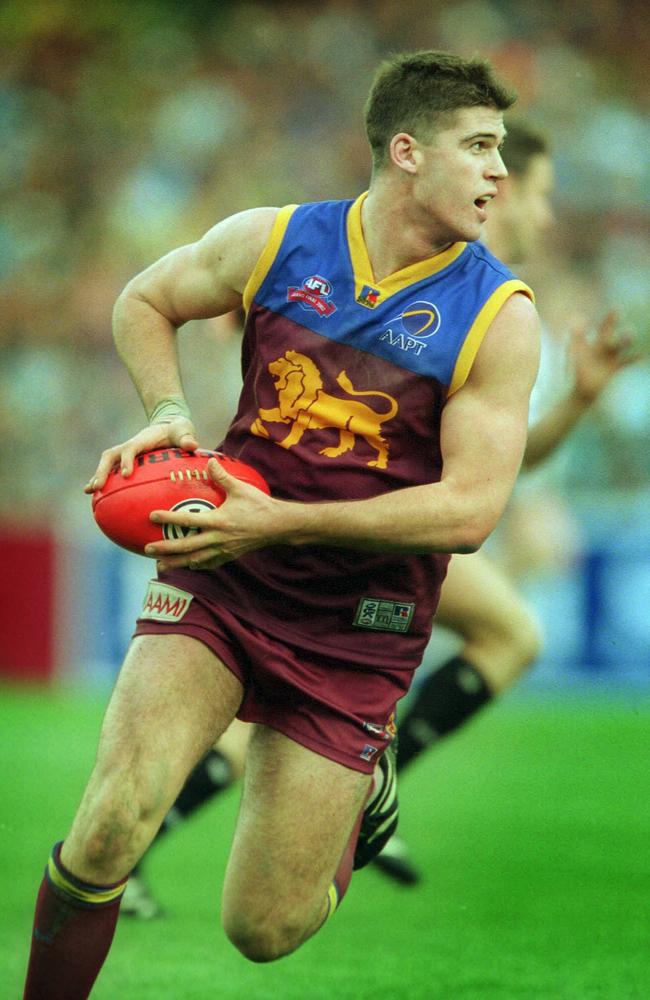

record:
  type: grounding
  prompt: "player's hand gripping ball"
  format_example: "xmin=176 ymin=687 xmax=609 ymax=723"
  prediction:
xmin=91 ymin=448 xmax=270 ymax=555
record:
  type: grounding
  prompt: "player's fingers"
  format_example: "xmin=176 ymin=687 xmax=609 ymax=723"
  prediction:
xmin=118 ymin=444 xmax=140 ymax=478
xmin=595 ymin=310 xmax=619 ymax=343
xmin=609 ymin=333 xmax=642 ymax=367
xmin=207 ymin=456 xmax=234 ymax=488
xmin=85 ymin=447 xmax=122 ymax=492
xmin=145 ymin=526 xmax=220 ymax=557
xmin=568 ymin=319 xmax=589 ymax=352
xmin=178 ymin=433 xmax=199 ymax=451
xmin=155 ymin=546 xmax=224 ymax=572
xmin=118 ymin=424 xmax=187 ymax=477
xmin=149 ymin=506 xmax=223 ymax=527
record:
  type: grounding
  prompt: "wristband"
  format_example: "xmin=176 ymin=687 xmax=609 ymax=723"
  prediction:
xmin=148 ymin=396 xmax=192 ymax=425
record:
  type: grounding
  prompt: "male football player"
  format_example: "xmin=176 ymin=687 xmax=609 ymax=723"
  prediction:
xmin=23 ymin=51 xmax=539 ymax=997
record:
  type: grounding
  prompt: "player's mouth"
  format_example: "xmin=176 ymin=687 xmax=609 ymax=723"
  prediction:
xmin=474 ymin=193 xmax=495 ymax=220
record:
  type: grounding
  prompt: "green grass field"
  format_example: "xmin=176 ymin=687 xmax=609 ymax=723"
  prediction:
xmin=2 ymin=684 xmax=649 ymax=999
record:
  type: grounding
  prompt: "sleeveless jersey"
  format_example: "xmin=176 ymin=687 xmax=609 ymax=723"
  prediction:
xmin=197 ymin=194 xmax=533 ymax=671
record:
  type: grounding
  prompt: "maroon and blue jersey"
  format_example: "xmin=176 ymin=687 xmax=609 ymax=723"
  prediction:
xmin=193 ymin=194 xmax=533 ymax=671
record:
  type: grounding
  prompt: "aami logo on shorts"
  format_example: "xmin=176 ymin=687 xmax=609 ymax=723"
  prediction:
xmin=141 ymin=581 xmax=193 ymax=623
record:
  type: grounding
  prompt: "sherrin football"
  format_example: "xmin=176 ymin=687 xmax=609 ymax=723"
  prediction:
xmin=91 ymin=448 xmax=270 ymax=555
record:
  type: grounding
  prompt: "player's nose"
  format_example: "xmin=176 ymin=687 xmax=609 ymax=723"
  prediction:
xmin=489 ymin=149 xmax=508 ymax=180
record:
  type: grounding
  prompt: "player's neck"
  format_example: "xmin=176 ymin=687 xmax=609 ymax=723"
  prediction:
xmin=482 ymin=218 xmax=507 ymax=261
xmin=362 ymin=183 xmax=455 ymax=283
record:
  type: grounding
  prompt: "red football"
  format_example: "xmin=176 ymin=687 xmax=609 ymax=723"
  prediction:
xmin=91 ymin=448 xmax=270 ymax=555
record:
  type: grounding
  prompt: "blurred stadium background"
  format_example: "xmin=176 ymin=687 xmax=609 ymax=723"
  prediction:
xmin=1 ymin=0 xmax=649 ymax=688
xmin=1 ymin=1 xmax=649 ymax=997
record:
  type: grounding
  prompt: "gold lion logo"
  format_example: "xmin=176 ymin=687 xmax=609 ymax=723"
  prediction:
xmin=251 ymin=350 xmax=398 ymax=469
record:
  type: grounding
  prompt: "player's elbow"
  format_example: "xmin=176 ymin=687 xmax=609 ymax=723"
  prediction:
xmin=450 ymin=531 xmax=484 ymax=555
xmin=447 ymin=513 xmax=497 ymax=554
xmin=113 ymin=275 xmax=180 ymax=332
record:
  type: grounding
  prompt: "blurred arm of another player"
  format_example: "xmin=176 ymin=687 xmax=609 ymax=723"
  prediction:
xmin=522 ymin=310 xmax=641 ymax=469
xmin=84 ymin=207 xmax=280 ymax=493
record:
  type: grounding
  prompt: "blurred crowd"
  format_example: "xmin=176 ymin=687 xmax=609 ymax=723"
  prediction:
xmin=1 ymin=0 xmax=649 ymax=527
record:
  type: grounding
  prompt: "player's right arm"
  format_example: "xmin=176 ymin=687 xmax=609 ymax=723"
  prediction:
xmin=86 ymin=207 xmax=280 ymax=490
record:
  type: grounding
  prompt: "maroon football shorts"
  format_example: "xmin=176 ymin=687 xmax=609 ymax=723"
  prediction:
xmin=133 ymin=577 xmax=406 ymax=774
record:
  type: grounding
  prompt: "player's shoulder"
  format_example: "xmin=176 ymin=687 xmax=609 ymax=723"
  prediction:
xmin=212 ymin=206 xmax=284 ymax=248
xmin=193 ymin=207 xmax=285 ymax=293
xmin=463 ymin=239 xmax=519 ymax=281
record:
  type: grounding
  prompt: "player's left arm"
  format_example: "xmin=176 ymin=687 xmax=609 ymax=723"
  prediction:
xmin=523 ymin=310 xmax=639 ymax=468
xmin=147 ymin=293 xmax=540 ymax=570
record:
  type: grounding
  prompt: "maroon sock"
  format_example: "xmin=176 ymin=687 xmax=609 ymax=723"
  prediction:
xmin=23 ymin=843 xmax=127 ymax=1000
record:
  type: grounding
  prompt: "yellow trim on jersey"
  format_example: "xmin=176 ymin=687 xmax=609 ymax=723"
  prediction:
xmin=324 ymin=881 xmax=340 ymax=922
xmin=242 ymin=204 xmax=298 ymax=314
xmin=347 ymin=193 xmax=467 ymax=305
xmin=447 ymin=280 xmax=534 ymax=396
xmin=47 ymin=855 xmax=126 ymax=905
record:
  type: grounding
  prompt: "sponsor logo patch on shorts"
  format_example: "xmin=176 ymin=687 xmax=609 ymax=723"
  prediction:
xmin=141 ymin=580 xmax=193 ymax=622
xmin=353 ymin=598 xmax=415 ymax=633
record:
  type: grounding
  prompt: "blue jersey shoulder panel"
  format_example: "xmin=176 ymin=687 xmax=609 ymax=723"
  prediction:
xmin=253 ymin=199 xmax=530 ymax=388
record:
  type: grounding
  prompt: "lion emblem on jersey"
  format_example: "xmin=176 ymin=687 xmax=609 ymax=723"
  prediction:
xmin=250 ymin=350 xmax=399 ymax=469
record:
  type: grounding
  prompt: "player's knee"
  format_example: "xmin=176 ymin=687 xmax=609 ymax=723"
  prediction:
xmin=223 ymin=911 xmax=304 ymax=963
xmin=471 ymin=603 xmax=543 ymax=692
xmin=73 ymin=776 xmax=165 ymax=874
xmin=510 ymin=609 xmax=544 ymax=673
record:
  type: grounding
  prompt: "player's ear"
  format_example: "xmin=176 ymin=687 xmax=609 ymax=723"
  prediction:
xmin=389 ymin=133 xmax=419 ymax=175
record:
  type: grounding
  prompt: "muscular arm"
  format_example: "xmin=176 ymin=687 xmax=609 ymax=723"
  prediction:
xmin=149 ymin=292 xmax=540 ymax=569
xmin=283 ymin=292 xmax=540 ymax=553
xmin=87 ymin=208 xmax=279 ymax=487
xmin=113 ymin=207 xmax=279 ymax=416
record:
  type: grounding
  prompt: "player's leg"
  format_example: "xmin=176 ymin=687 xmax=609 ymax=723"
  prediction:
xmin=221 ymin=724 xmax=375 ymax=963
xmin=396 ymin=549 xmax=542 ymax=771
xmin=23 ymin=634 xmax=243 ymax=1000
xmin=121 ymin=719 xmax=251 ymax=919
xmin=373 ymin=552 xmax=542 ymax=884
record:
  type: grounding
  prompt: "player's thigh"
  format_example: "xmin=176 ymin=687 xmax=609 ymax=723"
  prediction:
xmin=99 ymin=633 xmax=243 ymax=774
xmin=215 ymin=718 xmax=251 ymax=780
xmin=65 ymin=634 xmax=243 ymax=864
xmin=437 ymin=550 xmax=534 ymax=641
xmin=222 ymin=724 xmax=370 ymax=931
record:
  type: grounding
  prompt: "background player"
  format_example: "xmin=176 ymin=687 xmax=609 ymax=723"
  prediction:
xmin=374 ymin=119 xmax=637 ymax=883
xmin=23 ymin=51 xmax=540 ymax=998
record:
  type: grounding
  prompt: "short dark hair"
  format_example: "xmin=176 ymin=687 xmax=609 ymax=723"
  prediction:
xmin=365 ymin=50 xmax=517 ymax=169
xmin=501 ymin=118 xmax=550 ymax=175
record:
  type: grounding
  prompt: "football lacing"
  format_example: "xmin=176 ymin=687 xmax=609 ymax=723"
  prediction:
xmin=169 ymin=469 xmax=209 ymax=483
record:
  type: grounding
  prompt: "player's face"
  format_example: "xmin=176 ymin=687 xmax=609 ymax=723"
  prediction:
xmin=411 ymin=106 xmax=508 ymax=244
xmin=497 ymin=154 xmax=555 ymax=263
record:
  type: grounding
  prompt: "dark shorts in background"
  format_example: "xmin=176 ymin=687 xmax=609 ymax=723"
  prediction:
xmin=134 ymin=578 xmax=405 ymax=774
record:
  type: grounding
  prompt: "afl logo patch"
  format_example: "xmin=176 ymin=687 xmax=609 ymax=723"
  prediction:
xmin=287 ymin=274 xmax=337 ymax=317
xmin=162 ymin=498 xmax=217 ymax=541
